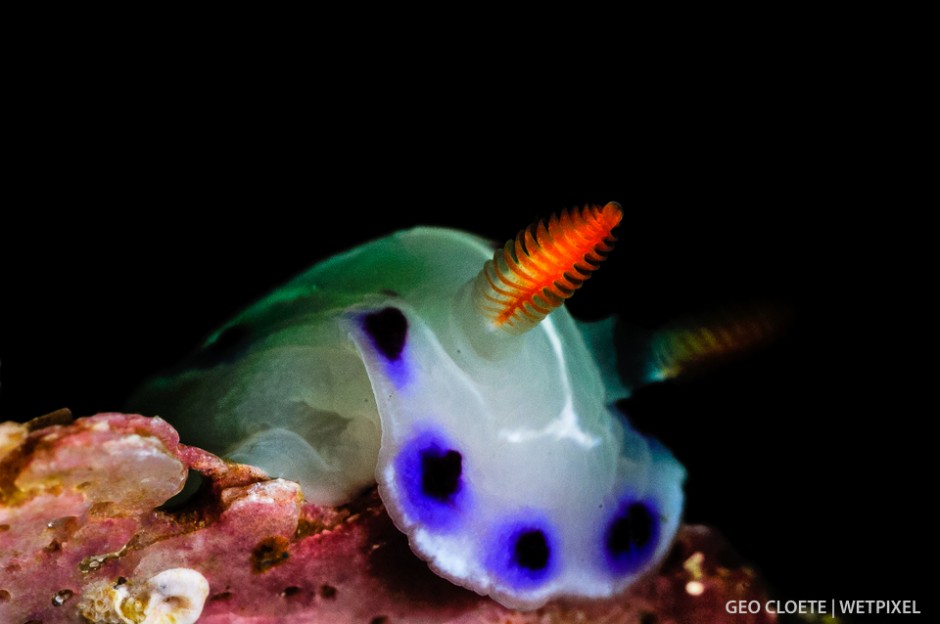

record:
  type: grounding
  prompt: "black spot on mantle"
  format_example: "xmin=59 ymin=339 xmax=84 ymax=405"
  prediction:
xmin=421 ymin=448 xmax=463 ymax=502
xmin=607 ymin=502 xmax=654 ymax=557
xmin=514 ymin=530 xmax=550 ymax=571
xmin=362 ymin=307 xmax=408 ymax=361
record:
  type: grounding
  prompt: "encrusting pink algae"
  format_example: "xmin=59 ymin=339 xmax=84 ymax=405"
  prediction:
xmin=0 ymin=412 xmax=775 ymax=623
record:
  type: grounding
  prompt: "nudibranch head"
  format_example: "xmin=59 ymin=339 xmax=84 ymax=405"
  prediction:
xmin=472 ymin=201 xmax=623 ymax=335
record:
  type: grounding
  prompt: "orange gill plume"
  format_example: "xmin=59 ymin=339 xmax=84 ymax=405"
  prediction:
xmin=648 ymin=301 xmax=792 ymax=382
xmin=473 ymin=202 xmax=623 ymax=334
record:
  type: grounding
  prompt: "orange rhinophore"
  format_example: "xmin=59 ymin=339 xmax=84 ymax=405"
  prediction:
xmin=472 ymin=201 xmax=623 ymax=334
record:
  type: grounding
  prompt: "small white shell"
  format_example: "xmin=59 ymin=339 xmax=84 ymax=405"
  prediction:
xmin=79 ymin=568 xmax=209 ymax=624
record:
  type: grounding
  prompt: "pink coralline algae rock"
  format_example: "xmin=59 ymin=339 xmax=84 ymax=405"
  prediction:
xmin=0 ymin=413 xmax=776 ymax=623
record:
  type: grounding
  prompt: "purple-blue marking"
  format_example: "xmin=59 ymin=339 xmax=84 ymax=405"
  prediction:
xmin=601 ymin=497 xmax=659 ymax=576
xmin=485 ymin=514 xmax=559 ymax=590
xmin=360 ymin=307 xmax=410 ymax=387
xmin=394 ymin=428 xmax=469 ymax=531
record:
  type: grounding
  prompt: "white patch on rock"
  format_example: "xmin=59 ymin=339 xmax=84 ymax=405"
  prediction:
xmin=78 ymin=568 xmax=209 ymax=624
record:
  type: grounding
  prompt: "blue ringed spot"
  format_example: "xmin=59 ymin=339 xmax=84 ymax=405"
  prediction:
xmin=485 ymin=515 xmax=559 ymax=590
xmin=602 ymin=498 xmax=659 ymax=575
xmin=394 ymin=429 xmax=469 ymax=531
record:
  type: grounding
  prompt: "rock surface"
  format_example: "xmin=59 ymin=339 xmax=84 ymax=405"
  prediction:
xmin=0 ymin=413 xmax=775 ymax=623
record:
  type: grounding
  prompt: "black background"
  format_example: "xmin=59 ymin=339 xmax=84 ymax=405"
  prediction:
xmin=1 ymin=47 xmax=930 ymax=620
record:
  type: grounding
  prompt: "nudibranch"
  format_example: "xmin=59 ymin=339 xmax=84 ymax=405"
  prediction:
xmin=130 ymin=202 xmax=686 ymax=610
